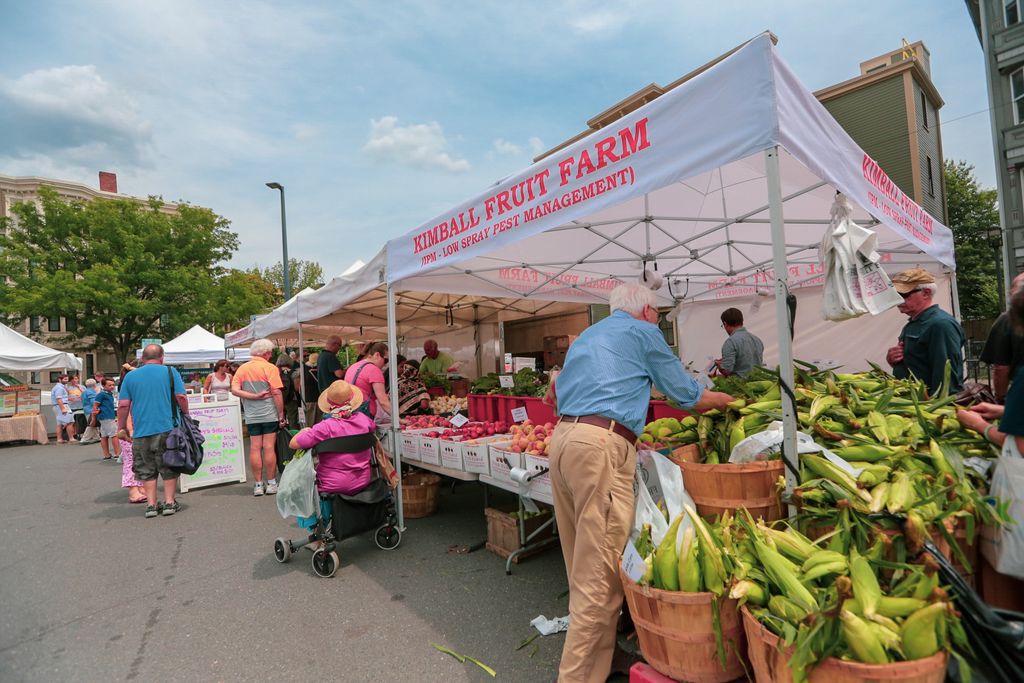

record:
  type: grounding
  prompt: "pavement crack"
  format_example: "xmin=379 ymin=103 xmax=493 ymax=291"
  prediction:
xmin=125 ymin=607 xmax=161 ymax=681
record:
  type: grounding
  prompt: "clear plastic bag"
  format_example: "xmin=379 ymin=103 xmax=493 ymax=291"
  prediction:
xmin=981 ymin=439 xmax=1024 ymax=580
xmin=276 ymin=449 xmax=317 ymax=519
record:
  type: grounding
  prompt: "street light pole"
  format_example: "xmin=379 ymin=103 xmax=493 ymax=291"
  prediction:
xmin=265 ymin=182 xmax=290 ymax=301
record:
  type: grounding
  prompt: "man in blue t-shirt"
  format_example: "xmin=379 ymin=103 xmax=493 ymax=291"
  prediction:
xmin=117 ymin=344 xmax=189 ymax=518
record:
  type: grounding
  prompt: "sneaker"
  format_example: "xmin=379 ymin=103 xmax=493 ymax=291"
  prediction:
xmin=265 ymin=480 xmax=278 ymax=495
xmin=145 ymin=505 xmax=159 ymax=518
xmin=162 ymin=501 xmax=180 ymax=516
xmin=253 ymin=482 xmax=265 ymax=497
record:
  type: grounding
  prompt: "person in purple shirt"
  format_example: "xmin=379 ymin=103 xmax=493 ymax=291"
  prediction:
xmin=289 ymin=380 xmax=376 ymax=546
xmin=549 ymin=282 xmax=735 ymax=682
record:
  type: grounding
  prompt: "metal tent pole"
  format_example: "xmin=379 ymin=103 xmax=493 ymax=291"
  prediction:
xmin=297 ymin=323 xmax=306 ymax=426
xmin=765 ymin=147 xmax=799 ymax=493
xmin=387 ymin=283 xmax=405 ymax=531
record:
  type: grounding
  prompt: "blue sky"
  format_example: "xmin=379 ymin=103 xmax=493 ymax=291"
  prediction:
xmin=0 ymin=1 xmax=991 ymax=279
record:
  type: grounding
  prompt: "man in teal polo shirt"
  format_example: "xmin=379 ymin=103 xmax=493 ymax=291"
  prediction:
xmin=885 ymin=268 xmax=965 ymax=395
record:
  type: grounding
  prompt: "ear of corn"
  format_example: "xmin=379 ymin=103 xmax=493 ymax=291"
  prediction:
xmin=840 ymin=610 xmax=889 ymax=664
xmin=849 ymin=550 xmax=881 ymax=619
xmin=899 ymin=602 xmax=945 ymax=660
xmin=653 ymin=513 xmax=683 ymax=591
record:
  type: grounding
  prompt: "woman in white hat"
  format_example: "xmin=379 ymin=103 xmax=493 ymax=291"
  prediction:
xmin=288 ymin=380 xmax=376 ymax=496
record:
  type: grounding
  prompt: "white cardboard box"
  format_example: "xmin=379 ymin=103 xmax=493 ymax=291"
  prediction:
xmin=463 ymin=435 xmax=508 ymax=474
xmin=439 ymin=438 xmax=466 ymax=471
xmin=524 ymin=454 xmax=553 ymax=500
xmin=488 ymin=442 xmax=521 ymax=485
xmin=400 ymin=428 xmax=432 ymax=462
xmin=418 ymin=434 xmax=442 ymax=466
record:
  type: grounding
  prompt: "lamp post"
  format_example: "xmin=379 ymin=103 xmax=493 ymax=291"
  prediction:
xmin=265 ymin=182 xmax=290 ymax=301
xmin=987 ymin=225 xmax=1005 ymax=312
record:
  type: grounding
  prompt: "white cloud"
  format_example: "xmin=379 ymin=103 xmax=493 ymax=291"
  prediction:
xmin=364 ymin=116 xmax=471 ymax=172
xmin=0 ymin=64 xmax=152 ymax=165
xmin=569 ymin=11 xmax=623 ymax=34
xmin=492 ymin=138 xmax=521 ymax=155
xmin=528 ymin=136 xmax=546 ymax=156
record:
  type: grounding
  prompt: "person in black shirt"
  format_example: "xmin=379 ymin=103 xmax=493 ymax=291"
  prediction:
xmin=297 ymin=353 xmax=321 ymax=427
xmin=980 ymin=272 xmax=1024 ymax=402
xmin=317 ymin=336 xmax=344 ymax=393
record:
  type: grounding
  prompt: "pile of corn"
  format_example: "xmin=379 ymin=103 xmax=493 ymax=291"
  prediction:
xmin=731 ymin=514 xmax=969 ymax=681
xmin=631 ymin=510 xmax=970 ymax=681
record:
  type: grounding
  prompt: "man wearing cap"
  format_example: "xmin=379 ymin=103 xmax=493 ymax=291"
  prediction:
xmin=885 ymin=269 xmax=965 ymax=395
xmin=549 ymin=282 xmax=735 ymax=683
xmin=980 ymin=272 xmax=1024 ymax=402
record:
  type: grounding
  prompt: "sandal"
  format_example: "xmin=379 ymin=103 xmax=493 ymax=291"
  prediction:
xmin=128 ymin=497 xmax=148 ymax=504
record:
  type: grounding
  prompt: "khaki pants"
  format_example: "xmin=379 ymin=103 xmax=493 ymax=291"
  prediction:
xmin=303 ymin=403 xmax=317 ymax=428
xmin=549 ymin=421 xmax=636 ymax=683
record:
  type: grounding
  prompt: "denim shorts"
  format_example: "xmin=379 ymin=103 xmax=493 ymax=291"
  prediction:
xmin=131 ymin=432 xmax=178 ymax=480
xmin=248 ymin=421 xmax=279 ymax=436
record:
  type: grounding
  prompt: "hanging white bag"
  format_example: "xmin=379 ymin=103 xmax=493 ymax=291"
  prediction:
xmin=821 ymin=194 xmax=902 ymax=321
xmin=980 ymin=437 xmax=1024 ymax=580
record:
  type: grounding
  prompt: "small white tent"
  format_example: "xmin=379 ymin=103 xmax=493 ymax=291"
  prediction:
xmin=146 ymin=325 xmax=250 ymax=365
xmin=0 ymin=322 xmax=82 ymax=371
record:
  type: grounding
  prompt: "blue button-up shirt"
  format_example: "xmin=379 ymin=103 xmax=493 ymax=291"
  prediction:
xmin=555 ymin=309 xmax=705 ymax=435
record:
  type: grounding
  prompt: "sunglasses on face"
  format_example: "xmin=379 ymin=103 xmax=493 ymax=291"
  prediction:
xmin=899 ymin=289 xmax=921 ymax=300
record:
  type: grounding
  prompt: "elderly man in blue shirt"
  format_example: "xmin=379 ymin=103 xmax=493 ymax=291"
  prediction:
xmin=549 ymin=282 xmax=735 ymax=682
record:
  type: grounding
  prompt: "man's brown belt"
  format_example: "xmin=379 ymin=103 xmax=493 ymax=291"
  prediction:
xmin=559 ymin=414 xmax=638 ymax=445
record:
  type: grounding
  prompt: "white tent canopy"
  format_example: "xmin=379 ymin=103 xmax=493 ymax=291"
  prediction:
xmin=145 ymin=325 xmax=251 ymax=365
xmin=0 ymin=322 xmax=82 ymax=371
xmin=385 ymin=33 xmax=952 ymax=302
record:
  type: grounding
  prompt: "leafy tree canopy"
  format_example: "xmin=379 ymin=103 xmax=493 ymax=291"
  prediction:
xmin=945 ymin=160 xmax=1001 ymax=320
xmin=0 ymin=187 xmax=248 ymax=363
xmin=246 ymin=258 xmax=324 ymax=300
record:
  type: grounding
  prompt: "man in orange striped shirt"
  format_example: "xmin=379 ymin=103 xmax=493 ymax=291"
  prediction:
xmin=232 ymin=338 xmax=286 ymax=496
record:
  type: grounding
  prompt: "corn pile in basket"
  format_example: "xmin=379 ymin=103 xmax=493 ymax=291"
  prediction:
xmin=631 ymin=510 xmax=973 ymax=683
xmin=643 ymin=361 xmax=1008 ymax=569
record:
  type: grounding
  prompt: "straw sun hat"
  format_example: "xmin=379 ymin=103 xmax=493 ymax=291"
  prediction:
xmin=317 ymin=379 xmax=364 ymax=414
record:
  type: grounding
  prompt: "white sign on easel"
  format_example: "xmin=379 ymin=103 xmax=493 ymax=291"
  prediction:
xmin=179 ymin=394 xmax=247 ymax=493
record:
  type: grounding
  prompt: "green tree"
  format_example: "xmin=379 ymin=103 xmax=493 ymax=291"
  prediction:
xmin=0 ymin=187 xmax=239 ymax=363
xmin=204 ymin=269 xmax=278 ymax=333
xmin=945 ymin=160 xmax=1001 ymax=320
xmin=246 ymin=258 xmax=324 ymax=301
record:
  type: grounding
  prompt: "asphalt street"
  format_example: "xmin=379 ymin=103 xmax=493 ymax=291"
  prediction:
xmin=0 ymin=440 xmax=578 ymax=682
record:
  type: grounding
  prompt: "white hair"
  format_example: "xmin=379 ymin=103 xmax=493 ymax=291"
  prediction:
xmin=85 ymin=378 xmax=96 ymax=388
xmin=919 ymin=283 xmax=937 ymax=295
xmin=609 ymin=282 xmax=656 ymax=316
xmin=250 ymin=338 xmax=275 ymax=356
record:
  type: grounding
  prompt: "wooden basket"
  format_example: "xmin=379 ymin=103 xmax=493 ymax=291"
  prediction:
xmin=484 ymin=507 xmax=553 ymax=563
xmin=677 ymin=460 xmax=785 ymax=522
xmin=620 ymin=568 xmax=747 ymax=683
xmin=401 ymin=472 xmax=441 ymax=518
xmin=741 ymin=606 xmax=947 ymax=683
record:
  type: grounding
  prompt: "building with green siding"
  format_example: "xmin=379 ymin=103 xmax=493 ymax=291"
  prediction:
xmin=815 ymin=41 xmax=946 ymax=225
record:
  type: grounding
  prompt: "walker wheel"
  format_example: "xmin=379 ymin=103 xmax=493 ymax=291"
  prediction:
xmin=375 ymin=524 xmax=402 ymax=550
xmin=311 ymin=549 xmax=339 ymax=578
xmin=274 ymin=538 xmax=291 ymax=563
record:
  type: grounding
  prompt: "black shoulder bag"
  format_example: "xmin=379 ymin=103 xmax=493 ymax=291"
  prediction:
xmin=162 ymin=367 xmax=206 ymax=475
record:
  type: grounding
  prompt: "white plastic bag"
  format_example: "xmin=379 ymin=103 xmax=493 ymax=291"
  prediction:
xmin=821 ymin=194 xmax=902 ymax=321
xmin=728 ymin=421 xmax=861 ymax=476
xmin=981 ymin=439 xmax=1024 ymax=580
xmin=633 ymin=450 xmax=696 ymax=552
xmin=276 ymin=449 xmax=318 ymax=519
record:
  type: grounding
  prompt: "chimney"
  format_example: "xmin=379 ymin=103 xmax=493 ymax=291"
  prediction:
xmin=98 ymin=171 xmax=118 ymax=193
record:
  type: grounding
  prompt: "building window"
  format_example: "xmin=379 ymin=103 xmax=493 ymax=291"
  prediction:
xmin=30 ymin=372 xmax=40 ymax=384
xmin=920 ymin=92 xmax=928 ymax=130
xmin=49 ymin=371 xmax=61 ymax=383
xmin=926 ymin=156 xmax=935 ymax=197
xmin=1008 ymin=0 xmax=1021 ymax=26
xmin=1013 ymin=68 xmax=1024 ymax=124
xmin=48 ymin=316 xmax=61 ymax=332
xmin=29 ymin=316 xmax=40 ymax=333
xmin=65 ymin=316 xmax=77 ymax=332
xmin=86 ymin=354 xmax=94 ymax=378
